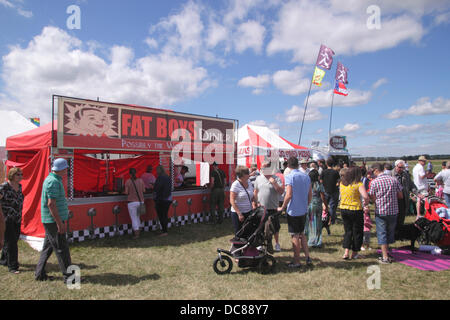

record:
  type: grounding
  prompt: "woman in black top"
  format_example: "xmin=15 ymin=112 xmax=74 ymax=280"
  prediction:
xmin=0 ymin=167 xmax=24 ymax=274
xmin=154 ymin=166 xmax=172 ymax=236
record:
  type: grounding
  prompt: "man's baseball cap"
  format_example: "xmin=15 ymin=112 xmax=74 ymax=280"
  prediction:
xmin=52 ymin=158 xmax=68 ymax=171
xmin=418 ymin=156 xmax=427 ymax=161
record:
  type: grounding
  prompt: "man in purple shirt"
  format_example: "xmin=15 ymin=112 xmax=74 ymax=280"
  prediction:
xmin=368 ymin=163 xmax=403 ymax=264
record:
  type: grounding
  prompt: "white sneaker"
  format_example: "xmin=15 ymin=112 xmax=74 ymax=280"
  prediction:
xmin=275 ymin=243 xmax=281 ymax=252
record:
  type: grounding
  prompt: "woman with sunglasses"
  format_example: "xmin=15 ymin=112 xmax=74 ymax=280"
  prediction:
xmin=230 ymin=166 xmax=257 ymax=234
xmin=0 ymin=167 xmax=24 ymax=274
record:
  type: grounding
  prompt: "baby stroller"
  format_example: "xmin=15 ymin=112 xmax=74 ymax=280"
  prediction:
xmin=412 ymin=194 xmax=450 ymax=248
xmin=423 ymin=196 xmax=450 ymax=247
xmin=213 ymin=207 xmax=277 ymax=275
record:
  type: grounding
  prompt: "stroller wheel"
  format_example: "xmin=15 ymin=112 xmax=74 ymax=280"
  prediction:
xmin=213 ymin=256 xmax=233 ymax=275
xmin=258 ymin=255 xmax=276 ymax=274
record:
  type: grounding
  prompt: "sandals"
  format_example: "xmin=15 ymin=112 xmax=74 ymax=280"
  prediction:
xmin=9 ymin=269 xmax=20 ymax=274
xmin=351 ymin=254 xmax=364 ymax=260
xmin=342 ymin=255 xmax=350 ymax=260
xmin=378 ymin=257 xmax=393 ymax=264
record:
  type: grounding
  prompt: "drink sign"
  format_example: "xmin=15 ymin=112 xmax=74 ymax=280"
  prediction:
xmin=329 ymin=136 xmax=347 ymax=150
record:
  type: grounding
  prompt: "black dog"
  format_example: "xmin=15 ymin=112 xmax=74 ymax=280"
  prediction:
xmin=322 ymin=211 xmax=331 ymax=235
xmin=395 ymin=221 xmax=423 ymax=253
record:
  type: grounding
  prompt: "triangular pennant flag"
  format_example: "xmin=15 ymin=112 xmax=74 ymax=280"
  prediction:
xmin=334 ymin=82 xmax=348 ymax=96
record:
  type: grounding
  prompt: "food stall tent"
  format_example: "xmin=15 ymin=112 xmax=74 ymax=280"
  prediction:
xmin=6 ymin=96 xmax=237 ymax=250
xmin=237 ymin=124 xmax=311 ymax=169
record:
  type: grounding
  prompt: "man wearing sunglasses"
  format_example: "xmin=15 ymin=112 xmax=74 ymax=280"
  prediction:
xmin=391 ymin=160 xmax=417 ymax=232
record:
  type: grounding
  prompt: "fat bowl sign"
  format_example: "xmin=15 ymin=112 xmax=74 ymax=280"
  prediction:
xmin=329 ymin=136 xmax=347 ymax=150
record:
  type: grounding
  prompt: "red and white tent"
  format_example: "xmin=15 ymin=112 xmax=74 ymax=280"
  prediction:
xmin=237 ymin=124 xmax=310 ymax=168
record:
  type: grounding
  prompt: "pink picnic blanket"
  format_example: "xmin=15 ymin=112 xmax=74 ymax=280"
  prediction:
xmin=378 ymin=248 xmax=450 ymax=271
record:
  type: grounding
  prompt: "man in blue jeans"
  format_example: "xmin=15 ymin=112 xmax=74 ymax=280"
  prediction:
xmin=368 ymin=163 xmax=403 ymax=264
xmin=320 ymin=158 xmax=340 ymax=225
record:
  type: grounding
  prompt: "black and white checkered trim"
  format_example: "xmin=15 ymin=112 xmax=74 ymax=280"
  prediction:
xmin=67 ymin=209 xmax=231 ymax=243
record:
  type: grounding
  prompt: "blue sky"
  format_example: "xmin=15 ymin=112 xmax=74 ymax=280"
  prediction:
xmin=0 ymin=0 xmax=449 ymax=157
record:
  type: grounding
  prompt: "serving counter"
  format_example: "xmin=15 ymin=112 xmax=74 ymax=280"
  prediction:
xmin=66 ymin=188 xmax=231 ymax=242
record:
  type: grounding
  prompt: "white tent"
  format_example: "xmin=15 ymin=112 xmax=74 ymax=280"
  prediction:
xmin=0 ymin=110 xmax=37 ymax=147
xmin=237 ymin=124 xmax=311 ymax=168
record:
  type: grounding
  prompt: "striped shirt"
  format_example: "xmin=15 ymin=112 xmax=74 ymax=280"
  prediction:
xmin=368 ymin=173 xmax=402 ymax=216
xmin=41 ymin=173 xmax=69 ymax=223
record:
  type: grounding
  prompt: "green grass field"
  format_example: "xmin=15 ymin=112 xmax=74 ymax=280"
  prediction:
xmin=1 ymin=213 xmax=448 ymax=300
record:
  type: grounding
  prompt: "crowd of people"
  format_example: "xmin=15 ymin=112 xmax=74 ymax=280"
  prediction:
xmin=1 ymin=155 xmax=448 ymax=281
xmin=229 ymin=155 xmax=449 ymax=268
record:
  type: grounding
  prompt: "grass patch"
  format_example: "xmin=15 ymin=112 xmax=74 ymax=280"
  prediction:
xmin=1 ymin=215 xmax=448 ymax=300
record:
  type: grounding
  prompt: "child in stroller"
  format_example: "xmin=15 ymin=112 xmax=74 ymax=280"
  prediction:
xmin=409 ymin=193 xmax=450 ymax=248
xmin=213 ymin=207 xmax=277 ymax=274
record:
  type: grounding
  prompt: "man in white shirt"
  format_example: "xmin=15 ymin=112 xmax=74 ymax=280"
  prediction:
xmin=413 ymin=156 xmax=428 ymax=195
xmin=413 ymin=155 xmax=428 ymax=217
xmin=299 ymin=159 xmax=310 ymax=174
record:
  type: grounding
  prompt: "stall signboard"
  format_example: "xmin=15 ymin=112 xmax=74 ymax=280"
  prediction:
xmin=329 ymin=136 xmax=347 ymax=150
xmin=57 ymin=97 xmax=236 ymax=156
xmin=238 ymin=146 xmax=311 ymax=159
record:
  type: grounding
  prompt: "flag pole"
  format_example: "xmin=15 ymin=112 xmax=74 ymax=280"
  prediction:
xmin=298 ymin=76 xmax=313 ymax=146
xmin=328 ymin=87 xmax=335 ymax=144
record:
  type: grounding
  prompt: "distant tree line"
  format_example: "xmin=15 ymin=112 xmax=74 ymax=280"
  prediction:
xmin=353 ymin=154 xmax=450 ymax=162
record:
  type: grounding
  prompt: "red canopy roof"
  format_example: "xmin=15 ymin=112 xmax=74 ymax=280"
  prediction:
xmin=6 ymin=121 xmax=56 ymax=151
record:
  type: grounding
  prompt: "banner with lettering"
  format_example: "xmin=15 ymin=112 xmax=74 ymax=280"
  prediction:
xmin=57 ymin=97 xmax=236 ymax=156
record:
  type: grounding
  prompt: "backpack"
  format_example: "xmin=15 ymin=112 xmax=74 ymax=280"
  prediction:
xmin=428 ymin=221 xmax=446 ymax=244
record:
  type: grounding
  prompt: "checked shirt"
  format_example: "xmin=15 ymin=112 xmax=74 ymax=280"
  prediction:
xmin=368 ymin=173 xmax=403 ymax=216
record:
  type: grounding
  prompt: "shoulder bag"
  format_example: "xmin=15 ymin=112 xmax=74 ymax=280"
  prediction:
xmin=238 ymin=180 xmax=253 ymax=210
xmin=132 ymin=179 xmax=146 ymax=216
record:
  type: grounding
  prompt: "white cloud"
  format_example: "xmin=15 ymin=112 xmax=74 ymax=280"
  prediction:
xmin=267 ymin=0 xmax=426 ymax=64
xmin=238 ymin=74 xmax=270 ymax=94
xmin=434 ymin=11 xmax=450 ymax=25
xmin=0 ymin=26 xmax=214 ymax=122
xmin=385 ymin=97 xmax=450 ymax=119
xmin=0 ymin=0 xmax=13 ymax=8
xmin=234 ymin=20 xmax=266 ymax=54
xmin=272 ymin=66 xmax=310 ymax=95
xmin=223 ymin=0 xmax=264 ymax=25
xmin=144 ymin=38 xmax=158 ymax=49
xmin=283 ymin=105 xmax=325 ymax=123
xmin=151 ymin=1 xmax=205 ymax=59
xmin=307 ymin=89 xmax=372 ymax=108
xmin=206 ymin=22 xmax=229 ymax=48
xmin=385 ymin=124 xmax=424 ymax=135
xmin=332 ymin=123 xmax=361 ymax=135
xmin=248 ymin=120 xmax=279 ymax=130
xmin=17 ymin=8 xmax=32 ymax=18
xmin=372 ymin=78 xmax=388 ymax=89
xmin=0 ymin=0 xmax=33 ymax=18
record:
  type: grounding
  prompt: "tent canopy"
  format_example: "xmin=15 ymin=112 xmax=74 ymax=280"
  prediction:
xmin=6 ymin=121 xmax=55 ymax=152
xmin=0 ymin=110 xmax=37 ymax=147
xmin=237 ymin=124 xmax=311 ymax=168
xmin=238 ymin=124 xmax=310 ymax=158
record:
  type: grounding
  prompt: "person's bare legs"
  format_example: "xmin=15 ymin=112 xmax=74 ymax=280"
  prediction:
xmin=291 ymin=234 xmax=301 ymax=265
xmin=381 ymin=244 xmax=389 ymax=260
xmin=300 ymin=233 xmax=310 ymax=259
